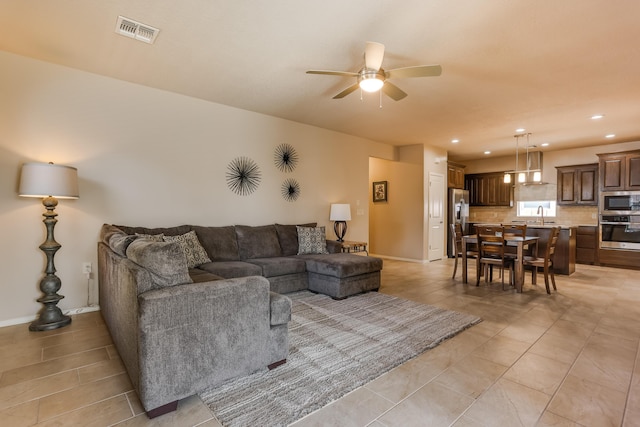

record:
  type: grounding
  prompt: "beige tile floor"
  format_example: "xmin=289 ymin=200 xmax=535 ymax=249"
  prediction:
xmin=1 ymin=259 xmax=639 ymax=426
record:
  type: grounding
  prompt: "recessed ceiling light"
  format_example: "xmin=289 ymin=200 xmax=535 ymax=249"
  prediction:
xmin=541 ymin=143 xmax=549 ymax=147
xmin=515 ymin=128 xmax=526 ymax=133
xmin=484 ymin=151 xmax=491 ymax=155
xmin=451 ymin=139 xmax=459 ymax=143
xmin=591 ymin=114 xmax=604 ymax=120
xmin=606 ymin=134 xmax=615 ymax=139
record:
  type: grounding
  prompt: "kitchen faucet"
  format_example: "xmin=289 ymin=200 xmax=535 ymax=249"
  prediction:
xmin=537 ymin=205 xmax=545 ymax=225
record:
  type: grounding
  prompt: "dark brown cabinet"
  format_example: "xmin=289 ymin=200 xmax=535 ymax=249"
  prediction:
xmin=465 ymin=172 xmax=512 ymax=206
xmin=576 ymin=226 xmax=598 ymax=265
xmin=447 ymin=162 xmax=465 ymax=189
xmin=556 ymin=164 xmax=598 ymax=205
xmin=598 ymin=150 xmax=640 ymax=191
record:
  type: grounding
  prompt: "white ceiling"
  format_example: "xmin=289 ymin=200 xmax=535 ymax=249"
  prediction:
xmin=2 ymin=1 xmax=640 ymax=161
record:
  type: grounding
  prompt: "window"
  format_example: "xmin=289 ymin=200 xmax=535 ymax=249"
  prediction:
xmin=517 ymin=200 xmax=556 ymax=217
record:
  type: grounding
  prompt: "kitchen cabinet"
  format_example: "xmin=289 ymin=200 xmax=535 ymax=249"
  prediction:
xmin=598 ymin=150 xmax=640 ymax=191
xmin=465 ymin=172 xmax=512 ymax=207
xmin=447 ymin=162 xmax=465 ymax=189
xmin=576 ymin=226 xmax=598 ymax=265
xmin=556 ymin=163 xmax=598 ymax=205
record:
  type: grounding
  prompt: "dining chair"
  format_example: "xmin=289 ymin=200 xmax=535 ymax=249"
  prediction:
xmin=502 ymin=224 xmax=527 ymax=259
xmin=476 ymin=225 xmax=514 ymax=289
xmin=450 ymin=223 xmax=477 ymax=279
xmin=523 ymin=226 xmax=560 ymax=294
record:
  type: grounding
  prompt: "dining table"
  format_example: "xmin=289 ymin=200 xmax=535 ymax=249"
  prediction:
xmin=461 ymin=234 xmax=539 ymax=292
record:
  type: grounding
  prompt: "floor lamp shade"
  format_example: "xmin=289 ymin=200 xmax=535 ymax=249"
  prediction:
xmin=19 ymin=162 xmax=79 ymax=199
xmin=330 ymin=203 xmax=351 ymax=242
xmin=19 ymin=162 xmax=79 ymax=331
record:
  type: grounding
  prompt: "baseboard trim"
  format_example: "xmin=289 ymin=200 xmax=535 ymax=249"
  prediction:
xmin=0 ymin=305 xmax=101 ymax=328
xmin=369 ymin=253 xmax=430 ymax=264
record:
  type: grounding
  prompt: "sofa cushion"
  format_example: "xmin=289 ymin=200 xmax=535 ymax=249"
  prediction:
xmin=188 ymin=268 xmax=224 ymax=283
xmin=297 ymin=253 xmax=383 ymax=278
xmin=296 ymin=226 xmax=329 ymax=255
xmin=269 ymin=292 xmax=292 ymax=326
xmin=191 ymin=226 xmax=240 ymax=261
xmin=126 ymin=239 xmax=192 ymax=292
xmin=114 ymin=224 xmax=192 ymax=237
xmin=236 ymin=225 xmax=282 ymax=260
xmin=163 ymin=230 xmax=211 ymax=268
xmin=198 ymin=261 xmax=262 ymax=279
xmin=247 ymin=257 xmax=307 ymax=277
xmin=274 ymin=223 xmax=317 ymax=256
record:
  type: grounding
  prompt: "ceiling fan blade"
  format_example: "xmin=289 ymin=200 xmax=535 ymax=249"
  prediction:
xmin=333 ymin=84 xmax=360 ymax=99
xmin=386 ymin=65 xmax=442 ymax=79
xmin=306 ymin=70 xmax=358 ymax=77
xmin=364 ymin=41 xmax=385 ymax=71
xmin=382 ymin=82 xmax=408 ymax=101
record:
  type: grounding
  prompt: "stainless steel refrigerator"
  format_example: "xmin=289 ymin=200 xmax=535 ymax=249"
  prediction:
xmin=447 ymin=188 xmax=469 ymax=257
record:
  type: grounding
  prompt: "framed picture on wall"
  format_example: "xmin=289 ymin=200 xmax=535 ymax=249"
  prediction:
xmin=373 ymin=181 xmax=388 ymax=202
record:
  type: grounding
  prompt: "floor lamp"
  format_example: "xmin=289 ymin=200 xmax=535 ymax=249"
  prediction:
xmin=19 ymin=162 xmax=79 ymax=331
xmin=330 ymin=203 xmax=351 ymax=242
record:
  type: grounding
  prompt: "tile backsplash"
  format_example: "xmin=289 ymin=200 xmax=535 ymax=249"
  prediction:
xmin=469 ymin=184 xmax=598 ymax=226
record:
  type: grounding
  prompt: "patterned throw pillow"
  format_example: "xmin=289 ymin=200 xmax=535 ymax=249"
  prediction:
xmin=296 ymin=226 xmax=329 ymax=255
xmin=163 ymin=230 xmax=212 ymax=268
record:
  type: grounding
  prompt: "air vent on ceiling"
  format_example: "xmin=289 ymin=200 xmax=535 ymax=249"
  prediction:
xmin=115 ymin=16 xmax=159 ymax=44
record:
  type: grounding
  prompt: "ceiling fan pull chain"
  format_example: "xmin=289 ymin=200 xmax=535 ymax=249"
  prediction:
xmin=379 ymin=90 xmax=383 ymax=108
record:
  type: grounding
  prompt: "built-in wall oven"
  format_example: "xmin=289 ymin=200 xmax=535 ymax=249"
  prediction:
xmin=599 ymin=192 xmax=640 ymax=250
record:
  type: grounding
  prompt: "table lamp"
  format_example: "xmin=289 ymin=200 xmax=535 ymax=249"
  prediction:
xmin=329 ymin=203 xmax=351 ymax=242
xmin=19 ymin=162 xmax=79 ymax=331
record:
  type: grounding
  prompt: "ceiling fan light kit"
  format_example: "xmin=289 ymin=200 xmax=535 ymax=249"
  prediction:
xmin=306 ymin=41 xmax=441 ymax=101
xmin=358 ymin=70 xmax=385 ymax=92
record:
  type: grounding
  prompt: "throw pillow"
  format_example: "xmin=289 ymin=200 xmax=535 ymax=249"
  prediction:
xmin=135 ymin=233 xmax=164 ymax=242
xmin=296 ymin=226 xmax=329 ymax=255
xmin=163 ymin=230 xmax=212 ymax=268
xmin=126 ymin=239 xmax=192 ymax=293
xmin=109 ymin=233 xmax=138 ymax=257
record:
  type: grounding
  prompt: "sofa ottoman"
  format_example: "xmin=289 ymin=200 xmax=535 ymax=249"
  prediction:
xmin=297 ymin=253 xmax=383 ymax=299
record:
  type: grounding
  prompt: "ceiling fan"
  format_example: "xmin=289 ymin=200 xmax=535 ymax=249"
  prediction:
xmin=306 ymin=41 xmax=442 ymax=101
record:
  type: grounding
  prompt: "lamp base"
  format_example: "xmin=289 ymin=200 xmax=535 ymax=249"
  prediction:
xmin=334 ymin=220 xmax=347 ymax=242
xmin=30 ymin=313 xmax=71 ymax=331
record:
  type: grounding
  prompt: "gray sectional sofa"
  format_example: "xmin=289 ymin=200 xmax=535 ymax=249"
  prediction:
xmin=98 ymin=222 xmax=382 ymax=417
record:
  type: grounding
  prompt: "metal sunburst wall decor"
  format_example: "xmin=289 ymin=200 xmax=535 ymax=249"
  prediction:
xmin=281 ymin=178 xmax=301 ymax=202
xmin=274 ymin=143 xmax=299 ymax=173
xmin=226 ymin=156 xmax=262 ymax=196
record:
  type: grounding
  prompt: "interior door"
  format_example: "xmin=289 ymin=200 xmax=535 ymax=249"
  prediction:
xmin=428 ymin=173 xmax=445 ymax=261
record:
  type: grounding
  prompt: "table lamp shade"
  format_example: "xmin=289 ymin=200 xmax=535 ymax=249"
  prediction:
xmin=19 ymin=162 xmax=79 ymax=199
xmin=330 ymin=204 xmax=351 ymax=221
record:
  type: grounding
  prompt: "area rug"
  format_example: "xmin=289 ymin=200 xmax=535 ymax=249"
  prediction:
xmin=199 ymin=290 xmax=481 ymax=427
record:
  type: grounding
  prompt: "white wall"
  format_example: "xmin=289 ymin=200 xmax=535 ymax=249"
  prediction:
xmin=0 ymin=51 xmax=395 ymax=325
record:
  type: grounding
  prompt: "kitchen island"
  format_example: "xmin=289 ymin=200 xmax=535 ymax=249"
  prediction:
xmin=469 ymin=223 xmax=577 ymax=275
xmin=526 ymin=225 xmax=576 ymax=275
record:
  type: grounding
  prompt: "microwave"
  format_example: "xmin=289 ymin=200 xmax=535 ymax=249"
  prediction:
xmin=600 ymin=191 xmax=640 ymax=214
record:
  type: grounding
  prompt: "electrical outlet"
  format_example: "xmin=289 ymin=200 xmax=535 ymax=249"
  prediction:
xmin=82 ymin=262 xmax=92 ymax=274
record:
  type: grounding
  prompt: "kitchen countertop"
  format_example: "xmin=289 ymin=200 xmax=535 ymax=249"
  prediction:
xmin=474 ymin=222 xmax=597 ymax=229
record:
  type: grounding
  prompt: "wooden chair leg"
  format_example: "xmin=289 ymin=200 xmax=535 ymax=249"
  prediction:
xmin=452 ymin=254 xmax=458 ymax=279
xmin=550 ymin=267 xmax=557 ymax=291
xmin=543 ymin=265 xmax=551 ymax=294
xmin=531 ymin=267 xmax=538 ymax=285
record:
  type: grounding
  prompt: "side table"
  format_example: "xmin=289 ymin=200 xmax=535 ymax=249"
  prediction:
xmin=339 ymin=240 xmax=368 ymax=255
